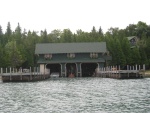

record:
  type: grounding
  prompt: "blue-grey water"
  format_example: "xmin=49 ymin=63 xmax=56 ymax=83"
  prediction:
xmin=0 ymin=78 xmax=150 ymax=113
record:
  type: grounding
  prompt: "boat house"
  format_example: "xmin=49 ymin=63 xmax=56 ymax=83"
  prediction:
xmin=35 ymin=42 xmax=111 ymax=77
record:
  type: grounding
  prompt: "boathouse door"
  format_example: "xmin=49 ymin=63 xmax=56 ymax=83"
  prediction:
xmin=81 ymin=63 xmax=98 ymax=77
xmin=66 ymin=63 xmax=77 ymax=77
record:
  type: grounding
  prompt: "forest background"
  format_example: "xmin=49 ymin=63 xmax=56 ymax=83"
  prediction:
xmin=0 ymin=21 xmax=150 ymax=69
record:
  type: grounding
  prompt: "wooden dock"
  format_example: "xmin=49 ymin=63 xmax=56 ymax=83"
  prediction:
xmin=0 ymin=64 xmax=146 ymax=82
xmin=0 ymin=67 xmax=50 ymax=82
xmin=1 ymin=73 xmax=50 ymax=82
xmin=95 ymin=64 xmax=145 ymax=79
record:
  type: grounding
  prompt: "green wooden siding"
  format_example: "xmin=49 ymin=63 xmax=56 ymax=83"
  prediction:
xmin=37 ymin=53 xmax=107 ymax=64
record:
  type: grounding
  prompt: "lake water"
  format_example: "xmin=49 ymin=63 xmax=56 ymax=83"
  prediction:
xmin=0 ymin=78 xmax=150 ymax=113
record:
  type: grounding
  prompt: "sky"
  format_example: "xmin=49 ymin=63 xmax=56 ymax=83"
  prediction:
xmin=0 ymin=0 xmax=150 ymax=34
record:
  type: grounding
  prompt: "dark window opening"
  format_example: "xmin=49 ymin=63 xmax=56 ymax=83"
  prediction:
xmin=46 ymin=64 xmax=61 ymax=76
xmin=81 ymin=63 xmax=97 ymax=77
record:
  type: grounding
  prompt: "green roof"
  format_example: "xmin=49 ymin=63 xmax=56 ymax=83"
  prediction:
xmin=35 ymin=42 xmax=107 ymax=54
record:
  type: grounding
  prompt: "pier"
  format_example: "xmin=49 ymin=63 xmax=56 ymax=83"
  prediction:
xmin=0 ymin=67 xmax=50 ymax=82
xmin=0 ymin=64 xmax=146 ymax=82
xmin=95 ymin=64 xmax=145 ymax=79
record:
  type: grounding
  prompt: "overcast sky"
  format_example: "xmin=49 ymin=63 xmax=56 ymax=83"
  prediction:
xmin=0 ymin=0 xmax=150 ymax=33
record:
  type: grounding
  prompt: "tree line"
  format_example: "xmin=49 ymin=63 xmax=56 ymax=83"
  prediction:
xmin=0 ymin=21 xmax=150 ymax=69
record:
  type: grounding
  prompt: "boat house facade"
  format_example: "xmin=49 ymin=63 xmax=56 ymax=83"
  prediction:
xmin=35 ymin=42 xmax=111 ymax=77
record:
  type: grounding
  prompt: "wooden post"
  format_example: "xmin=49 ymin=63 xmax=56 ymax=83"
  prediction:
xmin=104 ymin=67 xmax=106 ymax=78
xmin=143 ymin=64 xmax=145 ymax=77
xmin=1 ymin=68 xmax=3 ymax=75
xmin=128 ymin=66 xmax=129 ymax=78
xmin=119 ymin=65 xmax=120 ymax=78
xmin=110 ymin=66 xmax=112 ymax=78
xmin=44 ymin=66 xmax=45 ymax=79
xmin=21 ymin=67 xmax=22 ymax=80
xmin=139 ymin=65 xmax=141 ymax=70
xmin=6 ymin=68 xmax=7 ymax=73
xmin=136 ymin=65 xmax=138 ymax=77
xmin=36 ymin=67 xmax=38 ymax=76
xmin=127 ymin=65 xmax=129 ymax=70
xmin=115 ymin=65 xmax=117 ymax=78
xmin=34 ymin=67 xmax=35 ymax=76
xmin=143 ymin=64 xmax=145 ymax=71
xmin=10 ymin=67 xmax=12 ymax=81
xmin=136 ymin=65 xmax=137 ymax=70
xmin=30 ymin=67 xmax=32 ymax=81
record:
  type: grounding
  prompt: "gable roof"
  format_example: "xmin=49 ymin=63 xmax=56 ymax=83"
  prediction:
xmin=35 ymin=42 xmax=107 ymax=54
xmin=127 ymin=36 xmax=137 ymax=40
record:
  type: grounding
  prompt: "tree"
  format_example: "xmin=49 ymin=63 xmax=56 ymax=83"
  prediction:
xmin=6 ymin=22 xmax=12 ymax=37
xmin=131 ymin=47 xmax=141 ymax=65
xmin=41 ymin=29 xmax=49 ymax=43
xmin=139 ymin=47 xmax=148 ymax=65
xmin=0 ymin=25 xmax=3 ymax=44
xmin=61 ymin=29 xmax=73 ymax=42
xmin=121 ymin=38 xmax=132 ymax=65
xmin=15 ymin=23 xmax=22 ymax=44
xmin=114 ymin=39 xmax=126 ymax=67
xmin=5 ymin=40 xmax=25 ymax=67
xmin=98 ymin=26 xmax=103 ymax=36
xmin=136 ymin=21 xmax=148 ymax=39
xmin=49 ymin=29 xmax=61 ymax=42
xmin=90 ymin=26 xmax=99 ymax=41
xmin=0 ymin=25 xmax=3 ymax=35
xmin=125 ymin=24 xmax=137 ymax=36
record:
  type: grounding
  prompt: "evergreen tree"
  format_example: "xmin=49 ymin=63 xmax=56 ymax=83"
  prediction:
xmin=15 ymin=23 xmax=22 ymax=44
xmin=0 ymin=25 xmax=3 ymax=44
xmin=90 ymin=26 xmax=99 ymax=41
xmin=5 ymin=40 xmax=25 ymax=67
xmin=131 ymin=47 xmax=141 ymax=65
xmin=61 ymin=29 xmax=73 ymax=42
xmin=114 ymin=39 xmax=126 ymax=67
xmin=6 ymin=22 xmax=12 ymax=37
xmin=49 ymin=29 xmax=61 ymax=43
xmin=121 ymin=38 xmax=132 ymax=65
xmin=41 ymin=29 xmax=48 ymax=43
xmin=139 ymin=47 xmax=148 ymax=65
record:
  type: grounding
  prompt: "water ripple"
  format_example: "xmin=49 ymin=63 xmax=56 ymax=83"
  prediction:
xmin=0 ymin=78 xmax=150 ymax=113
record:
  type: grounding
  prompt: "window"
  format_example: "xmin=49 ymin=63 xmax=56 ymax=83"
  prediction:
xmin=90 ymin=53 xmax=98 ymax=58
xmin=67 ymin=53 xmax=75 ymax=58
xmin=44 ymin=54 xmax=52 ymax=60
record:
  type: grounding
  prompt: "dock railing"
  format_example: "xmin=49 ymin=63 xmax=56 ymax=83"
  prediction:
xmin=96 ymin=64 xmax=145 ymax=78
xmin=0 ymin=67 xmax=50 ymax=82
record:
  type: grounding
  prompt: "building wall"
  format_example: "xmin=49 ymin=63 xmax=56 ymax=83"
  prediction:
xmin=38 ymin=53 xmax=107 ymax=63
xmin=40 ymin=64 xmax=45 ymax=74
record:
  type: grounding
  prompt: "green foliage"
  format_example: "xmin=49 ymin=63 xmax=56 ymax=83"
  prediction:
xmin=121 ymin=38 xmax=132 ymax=65
xmin=131 ymin=47 xmax=141 ymax=65
xmin=61 ymin=29 xmax=73 ymax=42
xmin=5 ymin=41 xmax=25 ymax=67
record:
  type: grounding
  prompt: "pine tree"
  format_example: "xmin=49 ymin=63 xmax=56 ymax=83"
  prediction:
xmin=0 ymin=25 xmax=3 ymax=44
xmin=6 ymin=22 xmax=12 ymax=37
xmin=115 ymin=39 xmax=126 ymax=67
xmin=131 ymin=47 xmax=141 ymax=65
xmin=121 ymin=38 xmax=132 ymax=65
